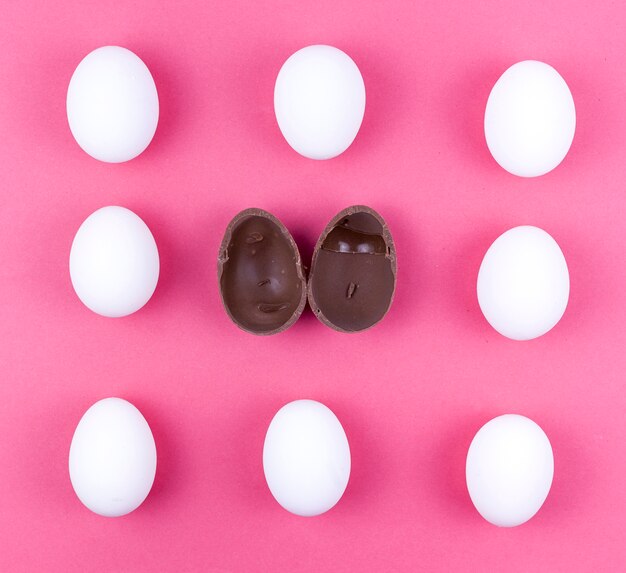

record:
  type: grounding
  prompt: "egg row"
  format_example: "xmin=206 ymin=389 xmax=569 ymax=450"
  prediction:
xmin=70 ymin=397 xmax=554 ymax=527
xmin=67 ymin=45 xmax=576 ymax=176
xmin=70 ymin=205 xmax=570 ymax=341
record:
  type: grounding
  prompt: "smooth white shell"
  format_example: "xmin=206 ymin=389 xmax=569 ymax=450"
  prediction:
xmin=484 ymin=60 xmax=575 ymax=177
xmin=69 ymin=398 xmax=157 ymax=517
xmin=274 ymin=45 xmax=366 ymax=160
xmin=477 ymin=225 xmax=569 ymax=340
xmin=263 ymin=400 xmax=351 ymax=516
xmin=67 ymin=46 xmax=159 ymax=163
xmin=466 ymin=414 xmax=554 ymax=527
xmin=69 ymin=206 xmax=160 ymax=318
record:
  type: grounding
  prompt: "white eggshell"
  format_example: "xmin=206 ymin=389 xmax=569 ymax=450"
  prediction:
xmin=263 ymin=399 xmax=351 ymax=516
xmin=69 ymin=206 xmax=160 ymax=318
xmin=484 ymin=60 xmax=576 ymax=177
xmin=466 ymin=414 xmax=554 ymax=527
xmin=67 ymin=46 xmax=159 ymax=163
xmin=69 ymin=398 xmax=157 ymax=517
xmin=477 ymin=225 xmax=569 ymax=340
xmin=274 ymin=45 xmax=366 ymax=160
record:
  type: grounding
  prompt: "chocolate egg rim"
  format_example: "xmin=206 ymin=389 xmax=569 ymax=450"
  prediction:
xmin=217 ymin=207 xmax=308 ymax=336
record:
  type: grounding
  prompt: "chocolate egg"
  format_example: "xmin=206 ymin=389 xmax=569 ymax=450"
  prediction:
xmin=218 ymin=208 xmax=307 ymax=335
xmin=308 ymin=206 xmax=397 ymax=332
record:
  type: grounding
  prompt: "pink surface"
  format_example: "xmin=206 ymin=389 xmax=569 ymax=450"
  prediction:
xmin=1 ymin=1 xmax=625 ymax=571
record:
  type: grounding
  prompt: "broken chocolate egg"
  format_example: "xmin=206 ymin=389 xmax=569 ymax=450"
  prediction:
xmin=308 ymin=206 xmax=397 ymax=333
xmin=218 ymin=208 xmax=307 ymax=335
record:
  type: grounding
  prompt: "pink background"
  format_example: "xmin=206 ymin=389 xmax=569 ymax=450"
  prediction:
xmin=1 ymin=0 xmax=625 ymax=570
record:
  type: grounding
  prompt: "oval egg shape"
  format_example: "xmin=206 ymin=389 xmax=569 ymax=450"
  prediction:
xmin=67 ymin=46 xmax=159 ymax=163
xmin=477 ymin=225 xmax=569 ymax=340
xmin=484 ymin=60 xmax=575 ymax=177
xmin=466 ymin=414 xmax=554 ymax=527
xmin=263 ymin=399 xmax=351 ymax=516
xmin=274 ymin=45 xmax=366 ymax=160
xmin=308 ymin=205 xmax=397 ymax=332
xmin=218 ymin=208 xmax=307 ymax=335
xmin=69 ymin=205 xmax=160 ymax=318
xmin=69 ymin=397 xmax=157 ymax=517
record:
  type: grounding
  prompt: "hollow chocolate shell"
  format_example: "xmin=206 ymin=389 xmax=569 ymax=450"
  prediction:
xmin=218 ymin=208 xmax=307 ymax=335
xmin=308 ymin=205 xmax=397 ymax=333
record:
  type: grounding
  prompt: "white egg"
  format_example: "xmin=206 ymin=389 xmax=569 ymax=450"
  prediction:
xmin=466 ymin=414 xmax=554 ymax=527
xmin=69 ymin=398 xmax=157 ymax=517
xmin=67 ymin=46 xmax=159 ymax=163
xmin=484 ymin=60 xmax=576 ymax=177
xmin=263 ymin=399 xmax=351 ymax=516
xmin=477 ymin=226 xmax=569 ymax=340
xmin=274 ymin=45 xmax=366 ymax=160
xmin=69 ymin=206 xmax=160 ymax=318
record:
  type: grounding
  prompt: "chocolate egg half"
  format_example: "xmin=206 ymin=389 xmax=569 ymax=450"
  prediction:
xmin=308 ymin=206 xmax=397 ymax=333
xmin=218 ymin=208 xmax=307 ymax=335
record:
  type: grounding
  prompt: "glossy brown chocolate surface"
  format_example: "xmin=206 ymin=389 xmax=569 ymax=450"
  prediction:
xmin=218 ymin=209 xmax=306 ymax=335
xmin=308 ymin=206 xmax=396 ymax=333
